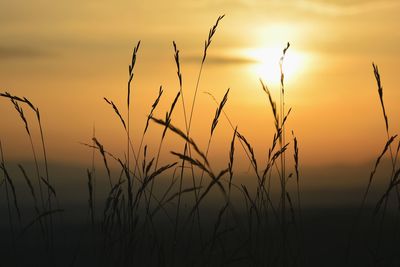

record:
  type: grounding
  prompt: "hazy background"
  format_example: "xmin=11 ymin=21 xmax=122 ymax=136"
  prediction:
xmin=2 ymin=4 xmax=400 ymax=265
xmin=1 ymin=0 xmax=400 ymax=178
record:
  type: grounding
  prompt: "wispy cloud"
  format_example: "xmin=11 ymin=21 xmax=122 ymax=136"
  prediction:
xmin=296 ymin=0 xmax=400 ymax=16
xmin=194 ymin=0 xmax=400 ymax=16
xmin=183 ymin=54 xmax=256 ymax=65
xmin=0 ymin=45 xmax=48 ymax=60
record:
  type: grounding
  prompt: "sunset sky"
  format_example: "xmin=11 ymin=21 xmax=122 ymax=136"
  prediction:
xmin=1 ymin=0 xmax=400 ymax=169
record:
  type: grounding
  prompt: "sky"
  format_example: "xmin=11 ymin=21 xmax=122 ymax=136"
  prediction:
xmin=1 ymin=0 xmax=400 ymax=170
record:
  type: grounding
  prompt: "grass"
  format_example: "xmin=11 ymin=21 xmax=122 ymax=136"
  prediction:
xmin=345 ymin=63 xmax=400 ymax=266
xmin=1 ymin=15 xmax=400 ymax=267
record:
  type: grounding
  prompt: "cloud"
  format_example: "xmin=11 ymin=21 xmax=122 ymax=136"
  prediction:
xmin=183 ymin=54 xmax=256 ymax=65
xmin=193 ymin=0 xmax=400 ymax=16
xmin=296 ymin=0 xmax=400 ymax=16
xmin=0 ymin=45 xmax=48 ymax=60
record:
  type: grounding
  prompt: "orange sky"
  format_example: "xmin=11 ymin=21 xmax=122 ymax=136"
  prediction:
xmin=1 ymin=0 xmax=400 ymax=169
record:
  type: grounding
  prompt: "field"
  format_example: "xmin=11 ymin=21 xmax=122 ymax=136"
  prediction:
xmin=1 ymin=15 xmax=400 ymax=267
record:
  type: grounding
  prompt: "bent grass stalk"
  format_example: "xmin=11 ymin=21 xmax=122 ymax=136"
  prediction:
xmin=0 ymin=93 xmax=54 ymax=249
xmin=198 ymin=88 xmax=230 ymax=191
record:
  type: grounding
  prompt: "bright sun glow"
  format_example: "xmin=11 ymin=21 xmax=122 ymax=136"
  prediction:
xmin=243 ymin=46 xmax=308 ymax=86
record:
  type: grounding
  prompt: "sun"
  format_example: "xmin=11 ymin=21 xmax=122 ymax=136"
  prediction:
xmin=243 ymin=45 xmax=307 ymax=86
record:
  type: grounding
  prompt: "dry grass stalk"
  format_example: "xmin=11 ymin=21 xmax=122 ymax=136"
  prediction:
xmin=117 ymin=159 xmax=134 ymax=226
xmin=133 ymin=87 xmax=163 ymax=207
xmin=172 ymin=39 xmax=204 ymax=254
xmin=236 ymin=132 xmax=258 ymax=176
xmin=1 ymin=92 xmax=58 ymax=250
xmin=103 ymin=96 xmax=141 ymax=180
xmin=188 ymin=168 xmax=229 ymax=219
xmin=292 ymin=131 xmax=301 ymax=218
xmin=211 ymin=88 xmax=229 ymax=136
xmin=87 ymin=169 xmax=95 ymax=227
xmin=171 ymin=151 xmax=213 ymax=179
xmin=136 ymin=162 xmax=177 ymax=206
xmin=203 ymin=91 xmax=254 ymax=168
xmin=127 ymin=41 xmax=141 ymax=108
xmin=92 ymin=137 xmax=112 ymax=187
xmin=371 ymin=64 xmax=399 ymax=239
xmin=162 ymin=91 xmax=181 ymax=140
xmin=173 ymin=42 xmax=183 ymax=99
xmin=0 ymin=141 xmax=17 ymax=245
xmin=144 ymin=86 xmax=163 ymax=134
xmin=278 ymin=43 xmax=290 ymax=264
xmin=199 ymin=88 xmax=230 ymax=192
xmin=189 ymin=15 xmax=225 ymax=133
xmin=375 ymin=167 xmax=400 ymax=214
xmin=81 ymin=141 xmax=120 ymax=162
xmin=142 ymin=145 xmax=148 ymax=177
xmin=286 ymin=192 xmax=296 ymax=225
xmin=241 ymin=185 xmax=260 ymax=223
xmin=262 ymin=143 xmax=289 ymax=183
xmin=228 ymin=127 xmax=237 ymax=193
xmin=19 ymin=164 xmax=37 ymax=205
xmin=145 ymin=158 xmax=155 ymax=178
xmin=372 ymin=63 xmax=389 ymax=133
xmin=0 ymin=161 xmax=21 ymax=223
xmin=280 ymin=42 xmax=290 ymax=91
xmin=188 ymin=15 xmax=225 ymax=139
xmin=151 ymin=117 xmax=209 ymax=166
xmin=202 ymin=15 xmax=225 ymax=64
xmin=347 ymin=65 xmax=398 ymax=261
xmin=361 ymin=135 xmax=397 ymax=208
xmin=210 ymin=202 xmax=229 ymax=252
xmin=126 ymin=41 xmax=141 ymax=205
xmin=1 ymin=93 xmax=53 ymax=243
xmin=260 ymin=80 xmax=279 ymax=131
xmin=21 ymin=209 xmax=64 ymax=236
xmin=40 ymin=177 xmax=56 ymax=199
xmin=102 ymin=177 xmax=125 ymax=233
xmin=104 ymin=97 xmax=127 ymax=130
xmin=11 ymin=99 xmax=30 ymax=135
xmin=148 ymin=91 xmax=181 ymax=223
xmin=161 ymin=186 xmax=202 ymax=208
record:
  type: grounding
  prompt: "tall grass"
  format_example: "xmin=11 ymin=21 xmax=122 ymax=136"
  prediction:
xmin=75 ymin=15 xmax=303 ymax=265
xmin=6 ymin=15 xmax=399 ymax=267
xmin=0 ymin=15 xmax=304 ymax=265
xmin=0 ymin=93 xmax=64 ymax=266
xmin=346 ymin=63 xmax=400 ymax=266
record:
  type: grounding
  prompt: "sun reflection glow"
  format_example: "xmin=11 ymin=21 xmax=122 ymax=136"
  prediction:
xmin=243 ymin=45 xmax=308 ymax=86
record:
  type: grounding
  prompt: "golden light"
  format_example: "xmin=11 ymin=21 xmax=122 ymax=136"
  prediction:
xmin=243 ymin=45 xmax=308 ymax=86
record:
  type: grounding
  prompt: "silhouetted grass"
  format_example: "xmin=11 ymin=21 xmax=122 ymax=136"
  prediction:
xmin=346 ymin=63 xmax=400 ymax=266
xmin=2 ymin=15 xmax=400 ymax=267
xmin=0 ymin=16 xmax=303 ymax=266
xmin=0 ymin=92 xmax=58 ymax=256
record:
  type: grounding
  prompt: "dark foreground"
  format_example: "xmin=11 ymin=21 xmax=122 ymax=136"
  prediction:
xmin=1 ymin=206 xmax=399 ymax=267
